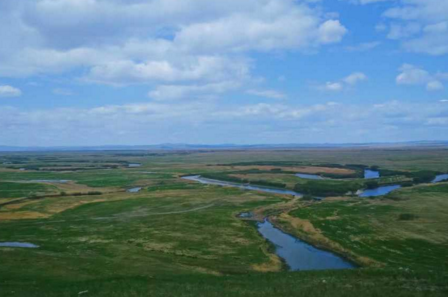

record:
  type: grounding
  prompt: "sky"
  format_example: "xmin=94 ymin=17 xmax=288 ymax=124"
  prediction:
xmin=1 ymin=0 xmax=448 ymax=146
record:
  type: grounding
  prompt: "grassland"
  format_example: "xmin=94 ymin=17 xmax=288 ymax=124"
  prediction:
xmin=0 ymin=149 xmax=447 ymax=296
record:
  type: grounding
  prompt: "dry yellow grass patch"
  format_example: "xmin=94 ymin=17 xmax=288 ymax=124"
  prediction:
xmin=0 ymin=211 xmax=48 ymax=220
xmin=294 ymin=166 xmax=355 ymax=175
xmin=252 ymin=251 xmax=283 ymax=272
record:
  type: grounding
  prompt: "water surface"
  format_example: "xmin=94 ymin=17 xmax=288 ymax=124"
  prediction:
xmin=257 ymin=220 xmax=354 ymax=271
xmin=295 ymin=173 xmax=324 ymax=180
xmin=31 ymin=180 xmax=70 ymax=184
xmin=182 ymin=176 xmax=302 ymax=196
xmin=128 ymin=163 xmax=142 ymax=168
xmin=364 ymin=169 xmax=380 ymax=179
xmin=358 ymin=185 xmax=401 ymax=197
xmin=127 ymin=187 xmax=142 ymax=193
xmin=238 ymin=212 xmax=254 ymax=218
xmin=0 ymin=242 xmax=39 ymax=248
xmin=432 ymin=174 xmax=448 ymax=183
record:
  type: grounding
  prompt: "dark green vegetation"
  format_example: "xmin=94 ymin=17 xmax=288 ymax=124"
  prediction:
xmin=201 ymin=172 xmax=287 ymax=188
xmin=0 ymin=182 xmax=56 ymax=199
xmin=0 ymin=149 xmax=447 ymax=296
xmin=294 ymin=179 xmax=362 ymax=197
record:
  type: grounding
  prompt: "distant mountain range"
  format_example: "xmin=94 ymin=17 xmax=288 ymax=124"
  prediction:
xmin=0 ymin=141 xmax=447 ymax=152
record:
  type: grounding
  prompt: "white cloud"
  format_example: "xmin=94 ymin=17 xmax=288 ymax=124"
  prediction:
xmin=317 ymin=72 xmax=368 ymax=92
xmin=396 ymin=64 xmax=447 ymax=91
xmin=85 ymin=56 xmax=251 ymax=86
xmin=426 ymin=81 xmax=444 ymax=91
xmin=345 ymin=41 xmax=381 ymax=52
xmin=396 ymin=64 xmax=431 ymax=85
xmin=322 ymin=82 xmax=344 ymax=92
xmin=343 ymin=72 xmax=368 ymax=85
xmin=387 ymin=23 xmax=421 ymax=40
xmin=383 ymin=0 xmax=448 ymax=55
xmin=2 ymin=100 xmax=448 ymax=146
xmin=148 ymin=81 xmax=240 ymax=101
xmin=0 ymin=0 xmax=347 ymax=90
xmin=247 ymin=89 xmax=287 ymax=99
xmin=0 ymin=85 xmax=22 ymax=97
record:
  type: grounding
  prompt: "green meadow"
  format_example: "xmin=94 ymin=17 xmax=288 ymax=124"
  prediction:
xmin=0 ymin=149 xmax=447 ymax=296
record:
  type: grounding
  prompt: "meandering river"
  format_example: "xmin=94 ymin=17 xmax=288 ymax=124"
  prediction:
xmin=257 ymin=220 xmax=355 ymax=271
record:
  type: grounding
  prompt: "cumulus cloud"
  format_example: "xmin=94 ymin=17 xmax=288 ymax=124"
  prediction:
xmin=317 ymin=72 xmax=368 ymax=92
xmin=382 ymin=0 xmax=448 ymax=55
xmin=396 ymin=64 xmax=447 ymax=91
xmin=347 ymin=0 xmax=448 ymax=55
xmin=0 ymin=0 xmax=347 ymax=90
xmin=343 ymin=72 xmax=368 ymax=85
xmin=0 ymin=85 xmax=22 ymax=97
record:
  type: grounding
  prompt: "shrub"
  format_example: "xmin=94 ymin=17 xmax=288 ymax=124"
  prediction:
xmin=365 ymin=181 xmax=379 ymax=189
xmin=294 ymin=180 xmax=361 ymax=197
xmin=398 ymin=213 xmax=419 ymax=221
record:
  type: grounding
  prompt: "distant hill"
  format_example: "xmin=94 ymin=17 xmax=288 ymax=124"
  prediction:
xmin=0 ymin=141 xmax=447 ymax=152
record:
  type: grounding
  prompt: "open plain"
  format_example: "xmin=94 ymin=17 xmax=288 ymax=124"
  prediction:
xmin=0 ymin=148 xmax=447 ymax=297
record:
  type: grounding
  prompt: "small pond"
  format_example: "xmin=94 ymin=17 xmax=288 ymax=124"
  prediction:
xmin=257 ymin=220 xmax=355 ymax=271
xmin=0 ymin=242 xmax=39 ymax=248
xmin=364 ymin=169 xmax=380 ymax=179
xmin=127 ymin=187 xmax=142 ymax=193
xmin=128 ymin=163 xmax=142 ymax=168
xmin=238 ymin=212 xmax=254 ymax=218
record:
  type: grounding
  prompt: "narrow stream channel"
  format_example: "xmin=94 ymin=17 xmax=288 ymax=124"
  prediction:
xmin=257 ymin=220 xmax=355 ymax=271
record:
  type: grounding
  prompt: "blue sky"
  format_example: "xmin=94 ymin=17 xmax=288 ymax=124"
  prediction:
xmin=0 ymin=0 xmax=448 ymax=146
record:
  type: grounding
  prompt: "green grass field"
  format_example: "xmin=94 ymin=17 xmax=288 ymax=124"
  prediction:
xmin=0 ymin=149 xmax=447 ymax=296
